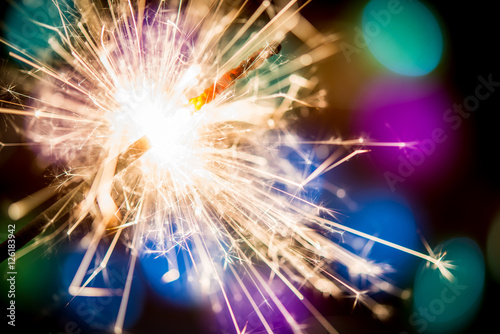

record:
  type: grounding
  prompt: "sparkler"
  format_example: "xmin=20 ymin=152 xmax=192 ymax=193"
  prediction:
xmin=0 ymin=0 xmax=455 ymax=333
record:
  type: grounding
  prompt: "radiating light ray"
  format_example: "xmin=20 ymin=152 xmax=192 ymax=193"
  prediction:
xmin=114 ymin=240 xmax=139 ymax=334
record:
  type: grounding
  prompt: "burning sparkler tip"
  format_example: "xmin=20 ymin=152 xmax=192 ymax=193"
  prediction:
xmin=189 ymin=41 xmax=282 ymax=111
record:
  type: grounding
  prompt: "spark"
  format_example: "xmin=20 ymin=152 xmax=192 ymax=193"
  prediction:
xmin=0 ymin=0 xmax=451 ymax=333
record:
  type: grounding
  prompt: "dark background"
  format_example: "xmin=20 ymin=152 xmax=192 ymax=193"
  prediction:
xmin=1 ymin=1 xmax=499 ymax=333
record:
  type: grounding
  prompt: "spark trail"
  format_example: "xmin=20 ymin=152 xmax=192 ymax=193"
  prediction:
xmin=0 ymin=0 xmax=453 ymax=333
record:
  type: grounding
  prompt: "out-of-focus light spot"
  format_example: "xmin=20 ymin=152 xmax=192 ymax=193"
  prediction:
xmin=0 ymin=242 xmax=59 ymax=313
xmin=487 ymin=211 xmax=500 ymax=283
xmin=362 ymin=0 xmax=443 ymax=76
xmin=353 ymin=76 xmax=460 ymax=191
xmin=343 ymin=189 xmax=419 ymax=284
xmin=161 ymin=268 xmax=181 ymax=283
xmin=212 ymin=302 xmax=223 ymax=313
xmin=7 ymin=204 xmax=22 ymax=221
xmin=372 ymin=304 xmax=391 ymax=321
xmin=401 ymin=289 xmax=411 ymax=300
xmin=3 ymin=0 xmax=73 ymax=63
xmin=336 ymin=188 xmax=346 ymax=199
xmin=140 ymin=239 xmax=201 ymax=308
xmin=412 ymin=237 xmax=485 ymax=333
xmin=300 ymin=54 xmax=313 ymax=66
xmin=315 ymin=145 xmax=330 ymax=160
xmin=62 ymin=247 xmax=144 ymax=332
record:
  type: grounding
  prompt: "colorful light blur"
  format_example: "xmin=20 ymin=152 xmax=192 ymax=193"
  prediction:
xmin=340 ymin=189 xmax=419 ymax=285
xmin=2 ymin=0 xmax=72 ymax=64
xmin=352 ymin=75 xmax=460 ymax=190
xmin=62 ymin=246 xmax=145 ymax=332
xmin=0 ymin=236 xmax=57 ymax=313
xmin=362 ymin=0 xmax=443 ymax=76
xmin=412 ymin=237 xmax=485 ymax=333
